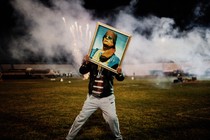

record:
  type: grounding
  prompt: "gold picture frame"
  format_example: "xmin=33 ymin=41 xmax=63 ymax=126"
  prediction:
xmin=88 ymin=22 xmax=131 ymax=73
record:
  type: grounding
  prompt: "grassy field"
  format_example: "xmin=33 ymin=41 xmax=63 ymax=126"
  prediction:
xmin=0 ymin=77 xmax=210 ymax=140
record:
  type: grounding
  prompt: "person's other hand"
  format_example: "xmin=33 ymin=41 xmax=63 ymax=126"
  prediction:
xmin=116 ymin=66 xmax=122 ymax=74
xmin=83 ymin=55 xmax=89 ymax=64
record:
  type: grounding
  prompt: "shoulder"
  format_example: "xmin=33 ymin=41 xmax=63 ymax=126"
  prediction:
xmin=107 ymin=54 xmax=120 ymax=68
xmin=111 ymin=54 xmax=120 ymax=62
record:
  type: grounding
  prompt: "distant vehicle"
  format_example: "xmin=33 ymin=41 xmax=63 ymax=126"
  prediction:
xmin=172 ymin=69 xmax=197 ymax=83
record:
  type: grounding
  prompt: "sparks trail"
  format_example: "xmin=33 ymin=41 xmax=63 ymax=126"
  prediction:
xmin=62 ymin=17 xmax=92 ymax=65
xmin=62 ymin=17 xmax=92 ymax=50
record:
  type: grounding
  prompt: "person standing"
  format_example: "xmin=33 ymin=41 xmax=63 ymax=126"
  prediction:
xmin=66 ymin=54 xmax=124 ymax=140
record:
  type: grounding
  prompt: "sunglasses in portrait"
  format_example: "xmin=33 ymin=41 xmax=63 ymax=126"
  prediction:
xmin=103 ymin=35 xmax=113 ymax=41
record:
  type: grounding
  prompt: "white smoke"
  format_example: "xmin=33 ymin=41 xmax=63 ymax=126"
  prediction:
xmin=10 ymin=0 xmax=96 ymax=66
xmin=115 ymin=4 xmax=210 ymax=76
xmin=9 ymin=0 xmax=210 ymax=76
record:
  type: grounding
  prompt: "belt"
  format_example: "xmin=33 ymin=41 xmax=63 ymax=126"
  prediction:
xmin=91 ymin=93 xmax=112 ymax=98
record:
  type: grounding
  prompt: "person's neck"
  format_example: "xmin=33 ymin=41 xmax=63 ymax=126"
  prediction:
xmin=103 ymin=44 xmax=114 ymax=51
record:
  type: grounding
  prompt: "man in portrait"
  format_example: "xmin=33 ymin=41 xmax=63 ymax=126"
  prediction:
xmin=90 ymin=30 xmax=120 ymax=70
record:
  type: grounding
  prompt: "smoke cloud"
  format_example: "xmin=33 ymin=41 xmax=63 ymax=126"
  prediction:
xmin=10 ymin=0 xmax=96 ymax=66
xmin=9 ymin=0 xmax=210 ymax=76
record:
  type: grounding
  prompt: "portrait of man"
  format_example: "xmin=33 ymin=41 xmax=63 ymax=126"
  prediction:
xmin=88 ymin=22 xmax=131 ymax=73
xmin=90 ymin=30 xmax=120 ymax=69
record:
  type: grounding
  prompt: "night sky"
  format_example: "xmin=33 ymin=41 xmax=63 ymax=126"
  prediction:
xmin=83 ymin=0 xmax=210 ymax=29
xmin=0 ymin=0 xmax=210 ymax=64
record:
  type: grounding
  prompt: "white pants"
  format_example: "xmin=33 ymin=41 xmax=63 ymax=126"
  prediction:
xmin=66 ymin=94 xmax=123 ymax=140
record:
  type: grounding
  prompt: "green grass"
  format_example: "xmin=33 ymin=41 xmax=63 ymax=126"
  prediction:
xmin=0 ymin=77 xmax=210 ymax=140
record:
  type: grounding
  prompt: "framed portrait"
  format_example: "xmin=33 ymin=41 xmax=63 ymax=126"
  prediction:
xmin=88 ymin=22 xmax=131 ymax=74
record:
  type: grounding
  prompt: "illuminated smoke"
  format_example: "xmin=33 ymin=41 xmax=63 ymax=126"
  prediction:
xmin=9 ymin=0 xmax=210 ymax=76
xmin=10 ymin=0 xmax=95 ymax=68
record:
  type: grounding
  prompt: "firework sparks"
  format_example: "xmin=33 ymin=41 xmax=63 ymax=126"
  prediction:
xmin=62 ymin=17 xmax=66 ymax=28
xmin=62 ymin=17 xmax=92 ymax=65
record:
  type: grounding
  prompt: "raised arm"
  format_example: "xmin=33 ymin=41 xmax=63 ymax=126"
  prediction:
xmin=79 ymin=55 xmax=90 ymax=74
